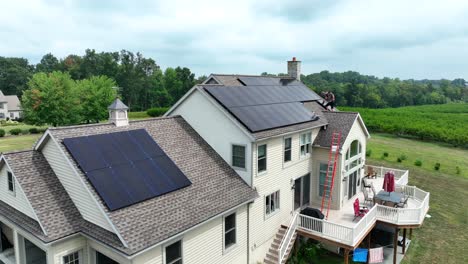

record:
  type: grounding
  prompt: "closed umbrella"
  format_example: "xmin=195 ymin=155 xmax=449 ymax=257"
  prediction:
xmin=383 ymin=171 xmax=395 ymax=194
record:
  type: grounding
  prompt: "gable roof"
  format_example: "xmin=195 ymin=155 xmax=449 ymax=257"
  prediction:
xmin=0 ymin=150 xmax=126 ymax=251
xmin=37 ymin=116 xmax=257 ymax=255
xmin=5 ymin=95 xmax=21 ymax=111
xmin=197 ymin=74 xmax=326 ymax=138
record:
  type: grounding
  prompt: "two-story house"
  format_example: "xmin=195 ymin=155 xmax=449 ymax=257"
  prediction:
xmin=166 ymin=58 xmax=430 ymax=264
xmin=0 ymin=91 xmax=22 ymax=120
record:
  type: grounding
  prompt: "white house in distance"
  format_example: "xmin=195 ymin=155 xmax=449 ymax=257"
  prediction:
xmin=166 ymin=58 xmax=430 ymax=264
xmin=0 ymin=59 xmax=429 ymax=264
xmin=0 ymin=91 xmax=22 ymax=120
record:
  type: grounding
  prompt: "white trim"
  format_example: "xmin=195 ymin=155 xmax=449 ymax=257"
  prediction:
xmin=283 ymin=136 xmax=292 ymax=164
xmin=34 ymin=129 xmax=52 ymax=150
xmin=0 ymin=155 xmax=47 ymax=236
xmin=201 ymin=75 xmax=223 ymax=85
xmin=0 ymin=213 xmax=49 ymax=252
xmin=45 ymin=134 xmax=129 ymax=248
xmin=356 ymin=113 xmax=371 ymax=138
xmin=164 ymin=86 xmax=198 ymax=117
xmin=264 ymin=190 xmax=280 ymax=219
xmin=256 ymin=143 xmax=267 ymax=175
xmin=61 ymin=249 xmax=83 ymax=264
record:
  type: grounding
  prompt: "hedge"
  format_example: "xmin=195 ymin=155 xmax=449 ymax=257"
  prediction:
xmin=146 ymin=107 xmax=169 ymax=117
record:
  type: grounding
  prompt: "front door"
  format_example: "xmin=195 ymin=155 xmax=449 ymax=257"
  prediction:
xmin=294 ymin=174 xmax=311 ymax=210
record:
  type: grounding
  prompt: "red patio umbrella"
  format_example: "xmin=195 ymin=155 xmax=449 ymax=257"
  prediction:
xmin=383 ymin=171 xmax=395 ymax=193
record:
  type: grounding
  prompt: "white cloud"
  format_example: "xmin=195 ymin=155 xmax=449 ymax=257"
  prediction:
xmin=1 ymin=0 xmax=468 ymax=79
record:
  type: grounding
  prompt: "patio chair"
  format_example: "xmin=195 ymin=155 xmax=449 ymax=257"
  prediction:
xmin=363 ymin=188 xmax=374 ymax=205
xmin=366 ymin=167 xmax=377 ymax=179
xmin=353 ymin=198 xmax=369 ymax=221
xmin=395 ymin=196 xmax=409 ymax=208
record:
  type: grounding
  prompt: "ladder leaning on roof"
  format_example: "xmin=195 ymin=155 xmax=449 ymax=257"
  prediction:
xmin=320 ymin=131 xmax=342 ymax=219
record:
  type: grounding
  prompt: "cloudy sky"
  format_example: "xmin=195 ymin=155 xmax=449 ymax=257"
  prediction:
xmin=2 ymin=0 xmax=468 ymax=79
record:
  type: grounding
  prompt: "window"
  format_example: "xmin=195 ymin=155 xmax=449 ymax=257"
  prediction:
xmin=257 ymin=144 xmax=267 ymax=173
xmin=319 ymin=163 xmax=330 ymax=197
xmin=165 ymin=240 xmax=182 ymax=264
xmin=0 ymin=103 xmax=3 ymax=109
xmin=300 ymin=132 xmax=311 ymax=157
xmin=265 ymin=191 xmax=280 ymax=216
xmin=224 ymin=213 xmax=236 ymax=249
xmin=63 ymin=251 xmax=80 ymax=264
xmin=7 ymin=172 xmax=14 ymax=193
xmin=284 ymin=138 xmax=292 ymax=162
xmin=232 ymin=145 xmax=246 ymax=169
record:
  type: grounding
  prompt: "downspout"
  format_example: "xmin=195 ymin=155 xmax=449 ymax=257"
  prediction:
xmin=247 ymin=202 xmax=250 ymax=264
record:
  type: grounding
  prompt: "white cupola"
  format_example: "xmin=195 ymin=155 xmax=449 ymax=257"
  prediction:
xmin=108 ymin=98 xmax=129 ymax=127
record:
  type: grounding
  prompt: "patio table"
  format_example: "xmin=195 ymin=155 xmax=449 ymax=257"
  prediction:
xmin=375 ymin=191 xmax=404 ymax=205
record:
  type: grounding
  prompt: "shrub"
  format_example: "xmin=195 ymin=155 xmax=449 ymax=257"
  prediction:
xmin=397 ymin=154 xmax=407 ymax=163
xmin=9 ymin=128 xmax=22 ymax=135
xmin=21 ymin=129 xmax=29 ymax=135
xmin=456 ymin=166 xmax=461 ymax=175
xmin=0 ymin=129 xmax=5 ymax=137
xmin=383 ymin=152 xmax=389 ymax=157
xmin=414 ymin=159 xmax=422 ymax=166
xmin=29 ymin=128 xmax=40 ymax=134
xmin=146 ymin=107 xmax=169 ymax=117
xmin=366 ymin=149 xmax=372 ymax=157
xmin=434 ymin=163 xmax=441 ymax=171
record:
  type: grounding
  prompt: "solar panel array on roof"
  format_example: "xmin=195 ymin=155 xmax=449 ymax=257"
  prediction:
xmin=238 ymin=76 xmax=302 ymax=86
xmin=204 ymin=80 xmax=322 ymax=132
xmin=63 ymin=129 xmax=191 ymax=211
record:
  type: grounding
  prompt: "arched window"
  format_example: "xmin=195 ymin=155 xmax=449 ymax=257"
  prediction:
xmin=346 ymin=140 xmax=361 ymax=160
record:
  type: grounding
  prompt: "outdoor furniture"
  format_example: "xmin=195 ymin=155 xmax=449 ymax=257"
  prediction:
xmin=353 ymin=198 xmax=369 ymax=221
xmin=375 ymin=190 xmax=404 ymax=206
xmin=395 ymin=195 xmax=409 ymax=208
xmin=366 ymin=167 xmax=377 ymax=179
xmin=363 ymin=187 xmax=374 ymax=205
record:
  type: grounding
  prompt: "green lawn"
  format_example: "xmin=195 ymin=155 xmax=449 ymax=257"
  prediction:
xmin=0 ymin=134 xmax=42 ymax=153
xmin=366 ymin=134 xmax=468 ymax=264
xmin=312 ymin=133 xmax=468 ymax=264
xmin=0 ymin=124 xmax=47 ymax=133
xmin=128 ymin=111 xmax=151 ymax=120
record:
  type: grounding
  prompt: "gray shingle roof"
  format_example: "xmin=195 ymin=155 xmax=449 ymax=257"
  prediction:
xmin=0 ymin=91 xmax=6 ymax=103
xmin=46 ymin=116 xmax=257 ymax=255
xmin=5 ymin=95 xmax=21 ymax=111
xmin=108 ymin=98 xmax=128 ymax=110
xmin=313 ymin=111 xmax=359 ymax=149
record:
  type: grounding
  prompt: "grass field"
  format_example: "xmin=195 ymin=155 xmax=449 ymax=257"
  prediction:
xmin=0 ymin=124 xmax=47 ymax=133
xmin=0 ymin=134 xmax=42 ymax=153
xmin=367 ymin=135 xmax=468 ymax=264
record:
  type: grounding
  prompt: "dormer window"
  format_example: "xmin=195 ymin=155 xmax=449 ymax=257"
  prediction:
xmin=7 ymin=171 xmax=14 ymax=194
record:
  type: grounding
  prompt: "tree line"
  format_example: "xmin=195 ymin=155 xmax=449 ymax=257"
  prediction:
xmin=300 ymin=71 xmax=468 ymax=108
xmin=0 ymin=49 xmax=206 ymax=112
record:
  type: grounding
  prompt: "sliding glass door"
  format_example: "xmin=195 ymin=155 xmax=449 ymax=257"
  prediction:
xmin=294 ymin=174 xmax=311 ymax=210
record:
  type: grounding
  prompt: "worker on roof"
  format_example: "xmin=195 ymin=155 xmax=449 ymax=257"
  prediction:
xmin=323 ymin=91 xmax=336 ymax=111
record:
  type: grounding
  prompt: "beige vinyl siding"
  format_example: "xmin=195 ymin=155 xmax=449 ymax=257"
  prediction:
xmin=310 ymin=147 xmax=342 ymax=210
xmin=249 ymin=128 xmax=320 ymax=263
xmin=0 ymin=164 xmax=37 ymax=220
xmin=41 ymin=138 xmax=114 ymax=232
xmin=169 ymin=89 xmax=253 ymax=186
xmin=49 ymin=236 xmax=88 ymax=264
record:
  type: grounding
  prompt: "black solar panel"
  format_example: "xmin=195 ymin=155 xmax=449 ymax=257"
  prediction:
xmin=204 ymin=83 xmax=321 ymax=132
xmin=63 ymin=129 xmax=191 ymax=211
xmin=238 ymin=76 xmax=302 ymax=86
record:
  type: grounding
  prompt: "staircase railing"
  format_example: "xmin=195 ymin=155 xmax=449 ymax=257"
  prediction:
xmin=278 ymin=213 xmax=298 ymax=264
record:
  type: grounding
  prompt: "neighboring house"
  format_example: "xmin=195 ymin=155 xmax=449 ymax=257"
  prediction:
xmin=0 ymin=99 xmax=257 ymax=264
xmin=166 ymin=58 xmax=430 ymax=264
xmin=0 ymin=91 xmax=22 ymax=120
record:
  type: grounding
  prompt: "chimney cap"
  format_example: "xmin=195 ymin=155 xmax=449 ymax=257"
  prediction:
xmin=292 ymin=57 xmax=296 ymax=61
xmin=108 ymin=98 xmax=129 ymax=110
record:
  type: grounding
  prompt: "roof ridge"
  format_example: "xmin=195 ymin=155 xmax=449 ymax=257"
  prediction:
xmin=212 ymin=74 xmax=294 ymax=79
xmin=48 ymin=116 xmax=181 ymax=131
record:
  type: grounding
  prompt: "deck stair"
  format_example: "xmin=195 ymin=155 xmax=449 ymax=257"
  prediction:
xmin=320 ymin=131 xmax=342 ymax=219
xmin=264 ymin=226 xmax=297 ymax=264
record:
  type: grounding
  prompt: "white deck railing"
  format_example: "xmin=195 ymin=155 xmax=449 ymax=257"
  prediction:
xmin=364 ymin=165 xmax=409 ymax=185
xmin=297 ymin=185 xmax=430 ymax=247
xmin=278 ymin=213 xmax=298 ymax=264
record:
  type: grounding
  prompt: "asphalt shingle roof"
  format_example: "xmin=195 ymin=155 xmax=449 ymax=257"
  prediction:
xmin=313 ymin=111 xmax=359 ymax=149
xmin=46 ymin=116 xmax=257 ymax=255
xmin=5 ymin=95 xmax=21 ymax=111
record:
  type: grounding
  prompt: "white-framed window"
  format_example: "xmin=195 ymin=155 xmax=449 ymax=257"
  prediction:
xmin=224 ymin=213 xmax=236 ymax=250
xmin=257 ymin=144 xmax=267 ymax=173
xmin=165 ymin=240 xmax=183 ymax=264
xmin=265 ymin=190 xmax=280 ymax=216
xmin=63 ymin=251 xmax=80 ymax=264
xmin=284 ymin=137 xmax=292 ymax=163
xmin=345 ymin=140 xmax=363 ymax=171
xmin=300 ymin=132 xmax=311 ymax=157
xmin=232 ymin=145 xmax=246 ymax=169
xmin=319 ymin=163 xmax=330 ymax=197
xmin=7 ymin=171 xmax=14 ymax=194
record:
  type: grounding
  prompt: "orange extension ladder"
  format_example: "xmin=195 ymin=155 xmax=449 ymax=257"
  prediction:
xmin=320 ymin=131 xmax=342 ymax=219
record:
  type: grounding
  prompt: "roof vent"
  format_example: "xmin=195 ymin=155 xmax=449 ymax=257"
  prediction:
xmin=108 ymin=98 xmax=129 ymax=127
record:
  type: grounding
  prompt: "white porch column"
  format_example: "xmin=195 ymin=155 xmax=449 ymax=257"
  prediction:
xmin=13 ymin=230 xmax=25 ymax=264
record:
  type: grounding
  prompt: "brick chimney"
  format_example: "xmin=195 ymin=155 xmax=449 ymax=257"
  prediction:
xmin=287 ymin=57 xmax=301 ymax=81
